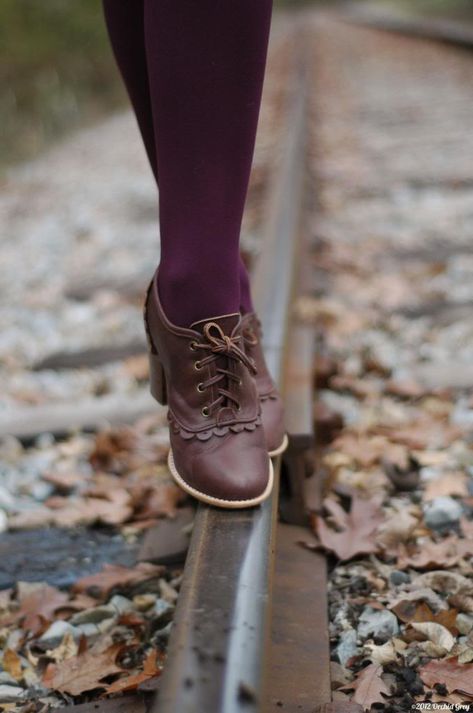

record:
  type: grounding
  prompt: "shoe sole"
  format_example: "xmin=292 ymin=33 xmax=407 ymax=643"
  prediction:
xmin=268 ymin=432 xmax=289 ymax=457
xmin=167 ymin=449 xmax=274 ymax=509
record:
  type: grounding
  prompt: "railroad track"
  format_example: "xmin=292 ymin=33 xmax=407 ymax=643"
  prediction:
xmin=5 ymin=8 xmax=473 ymax=712
xmin=0 ymin=19 xmax=331 ymax=713
xmin=147 ymin=28 xmax=331 ymax=713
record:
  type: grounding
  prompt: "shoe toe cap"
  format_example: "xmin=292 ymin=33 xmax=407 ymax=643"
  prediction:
xmin=172 ymin=429 xmax=272 ymax=505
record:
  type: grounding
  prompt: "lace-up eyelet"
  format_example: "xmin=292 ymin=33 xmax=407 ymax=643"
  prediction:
xmin=238 ymin=378 xmax=243 ymax=386
xmin=197 ymin=382 xmax=205 ymax=393
xmin=201 ymin=406 xmax=210 ymax=417
xmin=189 ymin=341 xmax=198 ymax=351
xmin=236 ymin=404 xmax=242 ymax=412
xmin=194 ymin=361 xmax=202 ymax=370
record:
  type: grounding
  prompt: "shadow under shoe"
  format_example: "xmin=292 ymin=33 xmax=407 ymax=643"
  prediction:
xmin=144 ymin=273 xmax=273 ymax=509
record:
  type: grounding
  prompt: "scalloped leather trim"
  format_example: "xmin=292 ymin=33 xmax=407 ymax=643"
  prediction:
xmin=168 ymin=410 xmax=263 ymax=441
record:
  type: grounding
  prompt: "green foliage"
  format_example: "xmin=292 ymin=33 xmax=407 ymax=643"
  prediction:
xmin=0 ymin=0 xmax=125 ymax=168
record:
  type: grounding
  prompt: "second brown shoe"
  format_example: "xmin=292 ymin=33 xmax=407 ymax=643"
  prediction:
xmin=144 ymin=273 xmax=273 ymax=509
xmin=241 ymin=312 xmax=288 ymax=457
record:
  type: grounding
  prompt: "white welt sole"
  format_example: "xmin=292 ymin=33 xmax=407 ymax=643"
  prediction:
xmin=167 ymin=449 xmax=274 ymax=509
xmin=268 ymin=433 xmax=289 ymax=457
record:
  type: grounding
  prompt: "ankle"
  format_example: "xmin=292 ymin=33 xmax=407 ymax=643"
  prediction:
xmin=157 ymin=265 xmax=240 ymax=327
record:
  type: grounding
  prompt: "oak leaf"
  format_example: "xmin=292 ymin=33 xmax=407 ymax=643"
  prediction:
xmin=43 ymin=642 xmax=124 ymax=696
xmin=106 ymin=649 xmax=162 ymax=694
xmin=419 ymin=657 xmax=473 ymax=695
xmin=315 ymin=495 xmax=383 ymax=561
xmin=344 ymin=663 xmax=390 ymax=710
xmin=72 ymin=562 xmax=164 ymax=600
xmin=18 ymin=583 xmax=69 ymax=635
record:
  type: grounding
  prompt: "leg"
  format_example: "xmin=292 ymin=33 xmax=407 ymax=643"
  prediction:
xmin=144 ymin=0 xmax=272 ymax=326
xmin=102 ymin=0 xmax=158 ymax=182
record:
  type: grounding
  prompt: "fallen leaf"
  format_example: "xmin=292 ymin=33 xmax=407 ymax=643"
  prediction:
xmin=419 ymin=657 xmax=473 ymax=695
xmin=41 ymin=471 xmax=83 ymax=493
xmin=106 ymin=649 xmax=162 ymax=694
xmin=411 ymin=622 xmax=455 ymax=652
xmin=397 ymin=537 xmax=473 ymax=570
xmin=2 ymin=649 xmax=22 ymax=680
xmin=18 ymin=583 xmax=69 ymax=635
xmin=43 ymin=642 xmax=124 ymax=696
xmin=424 ymin=473 xmax=468 ymax=501
xmin=46 ymin=632 xmax=79 ymax=663
xmin=72 ymin=562 xmax=164 ymax=600
xmin=315 ymin=495 xmax=384 ymax=561
xmin=365 ymin=639 xmax=406 ymax=665
xmin=343 ymin=663 xmax=390 ymax=710
xmin=410 ymin=571 xmax=471 ymax=596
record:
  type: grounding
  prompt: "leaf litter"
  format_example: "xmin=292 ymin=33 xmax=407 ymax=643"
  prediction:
xmin=306 ymin=15 xmax=473 ymax=713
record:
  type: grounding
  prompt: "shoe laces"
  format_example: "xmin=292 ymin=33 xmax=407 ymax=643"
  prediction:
xmin=191 ymin=322 xmax=257 ymax=417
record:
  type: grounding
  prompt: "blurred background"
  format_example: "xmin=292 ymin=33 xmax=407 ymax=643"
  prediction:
xmin=1 ymin=0 xmax=472 ymax=171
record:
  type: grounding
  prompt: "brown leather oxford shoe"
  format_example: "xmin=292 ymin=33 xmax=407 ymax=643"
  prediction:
xmin=144 ymin=273 xmax=273 ymax=508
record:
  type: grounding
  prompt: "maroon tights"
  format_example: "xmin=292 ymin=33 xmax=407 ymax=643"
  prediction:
xmin=102 ymin=0 xmax=272 ymax=326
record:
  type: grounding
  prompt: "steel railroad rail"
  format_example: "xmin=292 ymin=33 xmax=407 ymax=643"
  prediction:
xmin=150 ymin=38 xmax=321 ymax=713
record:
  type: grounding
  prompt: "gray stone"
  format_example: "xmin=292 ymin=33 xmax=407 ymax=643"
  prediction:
xmin=456 ymin=613 xmax=473 ymax=635
xmin=39 ymin=620 xmax=80 ymax=647
xmin=108 ymin=595 xmax=133 ymax=614
xmin=389 ymin=570 xmax=410 ymax=586
xmin=0 ymin=673 xmax=18 ymax=687
xmin=358 ymin=607 xmax=399 ymax=640
xmin=70 ymin=604 xmax=117 ymax=625
xmin=424 ymin=496 xmax=463 ymax=529
xmin=0 ymin=685 xmax=26 ymax=703
xmin=336 ymin=629 xmax=359 ymax=667
xmin=153 ymin=598 xmax=175 ymax=627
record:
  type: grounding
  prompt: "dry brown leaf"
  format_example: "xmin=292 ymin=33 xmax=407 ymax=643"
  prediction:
xmin=137 ymin=483 xmax=186 ymax=519
xmin=43 ymin=642 xmax=124 ymax=695
xmin=316 ymin=494 xmax=384 ymax=561
xmin=374 ymin=419 xmax=462 ymax=451
xmin=411 ymin=622 xmax=455 ymax=652
xmin=2 ymin=649 xmax=22 ymax=680
xmin=420 ymin=657 xmax=473 ymax=695
xmin=18 ymin=583 xmax=69 ymax=635
xmin=72 ymin=562 xmax=164 ymax=600
xmin=424 ymin=473 xmax=468 ymax=501
xmin=344 ymin=663 xmax=390 ymax=710
xmin=106 ymin=649 xmax=162 ymax=694
xmin=377 ymin=507 xmax=418 ymax=548
xmin=330 ymin=433 xmax=401 ymax=469
xmin=385 ymin=379 xmax=425 ymax=399
xmin=41 ymin=471 xmax=83 ymax=493
xmin=397 ymin=537 xmax=473 ymax=571
xmin=460 ymin=517 xmax=473 ymax=539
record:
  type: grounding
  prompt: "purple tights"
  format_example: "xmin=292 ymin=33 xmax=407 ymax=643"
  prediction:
xmin=102 ymin=0 xmax=272 ymax=326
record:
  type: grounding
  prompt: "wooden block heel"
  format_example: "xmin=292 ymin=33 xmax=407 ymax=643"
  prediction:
xmin=149 ymin=351 xmax=168 ymax=405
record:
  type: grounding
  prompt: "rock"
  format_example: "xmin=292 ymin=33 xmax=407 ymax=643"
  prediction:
xmin=159 ymin=578 xmax=178 ymax=603
xmin=330 ymin=661 xmax=353 ymax=689
xmin=70 ymin=604 xmax=117 ymax=625
xmin=0 ymin=510 xmax=8 ymax=534
xmin=153 ymin=598 xmax=175 ymax=627
xmin=152 ymin=621 xmax=173 ymax=647
xmin=133 ymin=593 xmax=156 ymax=611
xmin=39 ymin=620 xmax=80 ymax=647
xmin=0 ymin=673 xmax=18 ymax=687
xmin=423 ymin=496 xmax=463 ymax=529
xmin=456 ymin=613 xmax=473 ymax=635
xmin=336 ymin=629 xmax=359 ymax=667
xmin=358 ymin=607 xmax=399 ymax=640
xmin=0 ymin=685 xmax=26 ymax=703
xmin=389 ymin=570 xmax=410 ymax=586
xmin=108 ymin=595 xmax=133 ymax=614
